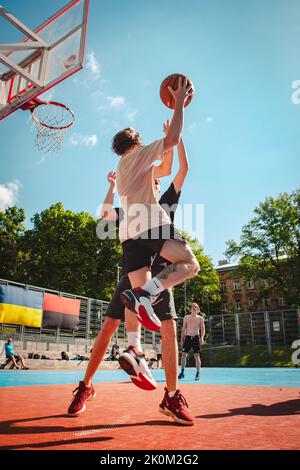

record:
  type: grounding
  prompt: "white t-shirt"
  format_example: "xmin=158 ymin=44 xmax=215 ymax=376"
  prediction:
xmin=116 ymin=139 xmax=171 ymax=242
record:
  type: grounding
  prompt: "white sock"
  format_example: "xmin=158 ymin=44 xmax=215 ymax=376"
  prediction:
xmin=127 ymin=332 xmax=142 ymax=351
xmin=142 ymin=277 xmax=164 ymax=297
xmin=168 ymin=390 xmax=176 ymax=398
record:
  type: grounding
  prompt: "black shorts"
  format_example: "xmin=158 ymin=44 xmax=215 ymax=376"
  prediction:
xmin=122 ymin=224 xmax=186 ymax=274
xmin=6 ymin=354 xmax=20 ymax=361
xmin=157 ymin=354 xmax=162 ymax=361
xmin=106 ymin=275 xmax=178 ymax=322
xmin=182 ymin=336 xmax=201 ymax=354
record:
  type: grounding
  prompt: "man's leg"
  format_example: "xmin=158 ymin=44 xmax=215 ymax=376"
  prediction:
xmin=194 ymin=353 xmax=201 ymax=380
xmin=159 ymin=320 xmax=195 ymax=426
xmin=149 ymin=240 xmax=200 ymax=290
xmin=160 ymin=320 xmax=178 ymax=392
xmin=126 ymin=266 xmax=151 ymax=347
xmin=9 ymin=355 xmax=19 ymax=369
xmin=120 ymin=268 xmax=159 ymax=390
xmin=84 ymin=317 xmax=120 ymax=385
xmin=124 ymin=242 xmax=200 ymax=318
xmin=179 ymin=352 xmax=187 ymax=378
xmin=68 ymin=317 xmax=120 ymax=416
xmin=19 ymin=356 xmax=29 ymax=370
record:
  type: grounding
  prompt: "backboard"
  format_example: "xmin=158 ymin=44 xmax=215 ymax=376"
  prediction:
xmin=0 ymin=0 xmax=89 ymax=121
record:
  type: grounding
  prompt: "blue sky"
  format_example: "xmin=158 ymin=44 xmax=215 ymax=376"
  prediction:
xmin=1 ymin=0 xmax=300 ymax=265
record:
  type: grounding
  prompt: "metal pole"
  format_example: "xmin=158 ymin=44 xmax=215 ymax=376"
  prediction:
xmin=184 ymin=282 xmax=187 ymax=313
xmin=222 ymin=315 xmax=225 ymax=343
xmin=281 ymin=310 xmax=287 ymax=348
xmin=249 ymin=312 xmax=255 ymax=344
xmin=264 ymin=311 xmax=272 ymax=364
xmin=117 ymin=265 xmax=121 ymax=284
xmin=234 ymin=314 xmax=241 ymax=363
xmin=86 ymin=298 xmax=91 ymax=341
xmin=208 ymin=317 xmax=212 ymax=366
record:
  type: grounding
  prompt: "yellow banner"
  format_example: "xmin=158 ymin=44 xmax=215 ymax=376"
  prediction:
xmin=0 ymin=303 xmax=42 ymax=328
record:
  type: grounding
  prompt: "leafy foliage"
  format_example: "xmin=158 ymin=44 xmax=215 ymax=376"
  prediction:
xmin=225 ymin=189 xmax=300 ymax=307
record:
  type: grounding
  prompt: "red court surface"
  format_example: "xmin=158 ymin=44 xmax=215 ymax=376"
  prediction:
xmin=0 ymin=383 xmax=299 ymax=450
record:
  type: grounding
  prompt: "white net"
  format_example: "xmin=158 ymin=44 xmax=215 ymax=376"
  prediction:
xmin=31 ymin=102 xmax=75 ymax=153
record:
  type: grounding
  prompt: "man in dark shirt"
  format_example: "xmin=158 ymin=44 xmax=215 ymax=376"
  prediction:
xmin=68 ymin=133 xmax=194 ymax=426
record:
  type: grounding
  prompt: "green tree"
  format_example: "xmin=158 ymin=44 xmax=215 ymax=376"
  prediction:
xmin=174 ymin=233 xmax=221 ymax=316
xmin=0 ymin=206 xmax=26 ymax=280
xmin=19 ymin=203 xmax=122 ymax=299
xmin=225 ymin=189 xmax=300 ymax=307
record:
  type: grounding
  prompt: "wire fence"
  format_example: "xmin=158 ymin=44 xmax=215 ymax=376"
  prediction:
xmin=1 ymin=278 xmax=299 ymax=364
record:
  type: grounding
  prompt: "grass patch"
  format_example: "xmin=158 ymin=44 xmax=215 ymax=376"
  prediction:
xmin=197 ymin=345 xmax=295 ymax=367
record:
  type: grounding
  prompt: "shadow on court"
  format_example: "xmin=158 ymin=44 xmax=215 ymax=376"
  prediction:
xmin=0 ymin=414 xmax=179 ymax=450
xmin=198 ymin=399 xmax=300 ymax=419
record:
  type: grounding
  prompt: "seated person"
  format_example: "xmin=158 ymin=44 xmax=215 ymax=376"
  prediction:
xmin=5 ymin=338 xmax=29 ymax=370
xmin=110 ymin=342 xmax=120 ymax=361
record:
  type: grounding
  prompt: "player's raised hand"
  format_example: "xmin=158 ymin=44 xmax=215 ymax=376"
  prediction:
xmin=107 ymin=171 xmax=116 ymax=185
xmin=168 ymin=76 xmax=193 ymax=107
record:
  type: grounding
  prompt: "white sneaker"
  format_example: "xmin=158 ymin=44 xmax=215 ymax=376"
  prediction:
xmin=118 ymin=346 xmax=157 ymax=391
xmin=120 ymin=288 xmax=161 ymax=331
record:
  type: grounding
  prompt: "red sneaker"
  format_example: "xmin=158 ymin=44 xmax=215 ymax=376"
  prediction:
xmin=159 ymin=388 xmax=195 ymax=426
xmin=68 ymin=381 xmax=96 ymax=416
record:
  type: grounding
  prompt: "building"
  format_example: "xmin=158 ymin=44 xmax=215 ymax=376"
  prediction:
xmin=215 ymin=260 xmax=287 ymax=313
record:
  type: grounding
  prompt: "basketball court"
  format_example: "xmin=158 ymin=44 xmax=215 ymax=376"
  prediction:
xmin=0 ymin=368 xmax=299 ymax=450
xmin=0 ymin=0 xmax=299 ymax=455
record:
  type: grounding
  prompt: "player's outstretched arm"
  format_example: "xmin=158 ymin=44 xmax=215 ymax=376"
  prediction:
xmin=100 ymin=171 xmax=119 ymax=221
xmin=164 ymin=77 xmax=193 ymax=153
xmin=173 ymin=137 xmax=189 ymax=194
xmin=154 ymin=120 xmax=174 ymax=178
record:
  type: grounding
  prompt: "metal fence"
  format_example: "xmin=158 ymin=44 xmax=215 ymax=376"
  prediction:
xmin=1 ymin=278 xmax=299 ymax=364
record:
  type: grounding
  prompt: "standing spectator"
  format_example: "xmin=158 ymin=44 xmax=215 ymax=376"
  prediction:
xmin=155 ymin=338 xmax=163 ymax=369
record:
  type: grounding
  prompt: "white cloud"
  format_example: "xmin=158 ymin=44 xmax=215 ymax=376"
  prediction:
xmin=127 ymin=110 xmax=138 ymax=123
xmin=87 ymin=52 xmax=101 ymax=80
xmin=0 ymin=180 xmax=22 ymax=211
xmin=187 ymin=123 xmax=197 ymax=133
xmin=70 ymin=133 xmax=98 ymax=147
xmin=107 ymin=96 xmax=125 ymax=108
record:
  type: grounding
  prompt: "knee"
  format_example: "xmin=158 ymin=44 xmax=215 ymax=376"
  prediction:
xmin=185 ymin=255 xmax=200 ymax=277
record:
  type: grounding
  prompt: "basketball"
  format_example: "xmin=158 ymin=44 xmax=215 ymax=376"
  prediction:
xmin=160 ymin=73 xmax=194 ymax=109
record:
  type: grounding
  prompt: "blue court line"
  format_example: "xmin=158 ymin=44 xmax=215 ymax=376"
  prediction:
xmin=0 ymin=368 xmax=299 ymax=388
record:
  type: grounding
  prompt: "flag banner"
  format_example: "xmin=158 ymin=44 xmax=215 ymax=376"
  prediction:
xmin=0 ymin=284 xmax=43 ymax=328
xmin=42 ymin=293 xmax=80 ymax=330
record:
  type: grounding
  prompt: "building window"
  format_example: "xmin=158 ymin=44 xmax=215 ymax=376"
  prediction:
xmin=249 ymin=299 xmax=255 ymax=308
xmin=279 ymin=298 xmax=285 ymax=306
xmin=220 ymin=281 xmax=226 ymax=292
xmin=222 ymin=302 xmax=228 ymax=312
xmin=234 ymin=300 xmax=241 ymax=310
xmin=263 ymin=298 xmax=271 ymax=307
xmin=247 ymin=280 xmax=254 ymax=289
xmin=233 ymin=280 xmax=240 ymax=291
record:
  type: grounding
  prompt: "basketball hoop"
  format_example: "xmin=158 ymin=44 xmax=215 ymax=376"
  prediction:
xmin=22 ymin=98 xmax=75 ymax=153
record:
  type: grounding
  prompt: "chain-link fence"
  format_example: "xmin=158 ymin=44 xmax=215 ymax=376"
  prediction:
xmin=1 ymin=278 xmax=299 ymax=364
